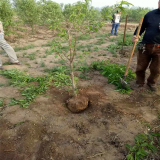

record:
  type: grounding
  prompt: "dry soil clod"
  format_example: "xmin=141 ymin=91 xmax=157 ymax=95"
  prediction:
xmin=67 ymin=95 xmax=89 ymax=113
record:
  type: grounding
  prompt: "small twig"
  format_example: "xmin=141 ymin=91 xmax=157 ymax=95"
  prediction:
xmin=150 ymin=99 xmax=158 ymax=107
xmin=58 ymin=52 xmax=66 ymax=61
xmin=87 ymin=152 xmax=105 ymax=159
xmin=4 ymin=150 xmax=16 ymax=152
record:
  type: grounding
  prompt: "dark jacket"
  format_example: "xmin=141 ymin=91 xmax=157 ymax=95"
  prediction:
xmin=134 ymin=9 xmax=160 ymax=44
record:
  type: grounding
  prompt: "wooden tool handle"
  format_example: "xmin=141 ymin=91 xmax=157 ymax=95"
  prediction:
xmin=124 ymin=17 xmax=144 ymax=77
xmin=122 ymin=15 xmax=128 ymax=48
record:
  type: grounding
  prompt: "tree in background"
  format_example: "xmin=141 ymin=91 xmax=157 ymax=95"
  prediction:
xmin=13 ymin=0 xmax=40 ymax=33
xmin=122 ymin=7 xmax=151 ymax=22
xmin=101 ymin=6 xmax=114 ymax=21
xmin=0 ymin=0 xmax=14 ymax=34
xmin=114 ymin=0 xmax=133 ymax=13
xmin=38 ymin=0 xmax=63 ymax=26
xmin=101 ymin=0 xmax=133 ymax=21
xmin=101 ymin=6 xmax=151 ymax=22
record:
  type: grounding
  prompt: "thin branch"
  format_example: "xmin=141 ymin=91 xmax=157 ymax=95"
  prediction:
xmin=62 ymin=52 xmax=70 ymax=61
xmin=87 ymin=152 xmax=106 ymax=159
xmin=57 ymin=52 xmax=68 ymax=63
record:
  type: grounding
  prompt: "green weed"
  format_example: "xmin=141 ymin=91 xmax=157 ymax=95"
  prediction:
xmin=55 ymin=59 xmax=66 ymax=65
xmin=79 ymin=73 xmax=91 ymax=80
xmin=44 ymin=66 xmax=69 ymax=74
xmin=22 ymin=52 xmax=27 ymax=57
xmin=40 ymin=61 xmax=45 ymax=67
xmin=93 ymin=46 xmax=99 ymax=51
xmin=95 ymin=38 xmax=106 ymax=45
xmin=42 ymin=55 xmax=47 ymax=58
xmin=42 ymin=41 xmax=53 ymax=47
xmin=90 ymin=60 xmax=135 ymax=93
xmin=27 ymin=52 xmax=36 ymax=60
xmin=126 ymin=131 xmax=160 ymax=160
xmin=45 ymin=49 xmax=53 ymax=55
xmin=101 ymin=62 xmax=135 ymax=93
xmin=13 ymin=121 xmax=25 ymax=127
xmin=0 ymin=83 xmax=5 ymax=87
xmin=117 ymin=34 xmax=133 ymax=46
xmin=3 ymin=62 xmax=12 ymax=65
xmin=0 ymin=98 xmax=4 ymax=107
xmin=95 ymin=33 xmax=109 ymax=38
xmin=77 ymin=66 xmax=90 ymax=73
xmin=77 ymin=34 xmax=91 ymax=40
xmin=0 ymin=68 xmax=76 ymax=108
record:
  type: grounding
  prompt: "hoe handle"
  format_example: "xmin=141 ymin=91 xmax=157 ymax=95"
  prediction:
xmin=122 ymin=15 xmax=128 ymax=50
xmin=124 ymin=17 xmax=144 ymax=77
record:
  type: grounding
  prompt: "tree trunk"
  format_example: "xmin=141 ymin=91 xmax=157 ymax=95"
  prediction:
xmin=70 ymin=62 xmax=77 ymax=96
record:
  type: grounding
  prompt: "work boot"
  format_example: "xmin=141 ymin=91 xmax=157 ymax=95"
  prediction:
xmin=131 ymin=83 xmax=144 ymax=91
xmin=147 ymin=83 xmax=157 ymax=92
xmin=0 ymin=66 xmax=3 ymax=70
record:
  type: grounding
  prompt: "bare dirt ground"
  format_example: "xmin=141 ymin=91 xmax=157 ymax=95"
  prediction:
xmin=0 ymin=23 xmax=160 ymax=160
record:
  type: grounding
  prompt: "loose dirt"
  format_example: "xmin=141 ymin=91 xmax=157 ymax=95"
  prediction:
xmin=0 ymin=23 xmax=160 ymax=160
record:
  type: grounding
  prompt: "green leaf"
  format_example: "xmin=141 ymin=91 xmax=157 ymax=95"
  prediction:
xmin=126 ymin=154 xmax=134 ymax=160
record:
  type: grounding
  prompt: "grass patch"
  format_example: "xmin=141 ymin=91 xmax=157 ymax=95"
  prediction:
xmin=77 ymin=34 xmax=91 ymax=41
xmin=117 ymin=34 xmax=133 ymax=46
xmin=45 ymin=49 xmax=53 ymax=55
xmin=0 ymin=83 xmax=5 ymax=87
xmin=95 ymin=33 xmax=109 ymax=38
xmin=14 ymin=44 xmax=35 ymax=52
xmin=55 ymin=59 xmax=66 ymax=65
xmin=3 ymin=62 xmax=12 ymax=65
xmin=95 ymin=38 xmax=106 ymax=45
xmin=90 ymin=60 xmax=135 ymax=93
xmin=40 ymin=61 xmax=45 ymax=67
xmin=0 ymin=98 xmax=4 ymax=107
xmin=42 ymin=41 xmax=53 ymax=47
xmin=104 ymin=44 xmax=121 ymax=55
xmin=27 ymin=52 xmax=37 ymax=60
xmin=0 ymin=68 xmax=76 ymax=108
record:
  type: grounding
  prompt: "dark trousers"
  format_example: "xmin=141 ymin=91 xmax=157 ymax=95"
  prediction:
xmin=136 ymin=45 xmax=160 ymax=85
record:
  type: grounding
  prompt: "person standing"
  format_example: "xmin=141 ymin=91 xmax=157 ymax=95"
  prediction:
xmin=132 ymin=0 xmax=160 ymax=91
xmin=0 ymin=21 xmax=20 ymax=70
xmin=110 ymin=10 xmax=121 ymax=36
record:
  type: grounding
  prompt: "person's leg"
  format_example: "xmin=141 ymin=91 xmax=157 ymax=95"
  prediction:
xmin=147 ymin=51 xmax=160 ymax=88
xmin=136 ymin=49 xmax=151 ymax=85
xmin=111 ymin=23 xmax=116 ymax=35
xmin=114 ymin=23 xmax=120 ymax=35
xmin=0 ymin=57 xmax=3 ymax=70
xmin=0 ymin=39 xmax=19 ymax=64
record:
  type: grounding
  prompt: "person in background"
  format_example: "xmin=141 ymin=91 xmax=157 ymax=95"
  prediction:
xmin=0 ymin=21 xmax=21 ymax=70
xmin=110 ymin=10 xmax=121 ymax=36
xmin=132 ymin=0 xmax=160 ymax=91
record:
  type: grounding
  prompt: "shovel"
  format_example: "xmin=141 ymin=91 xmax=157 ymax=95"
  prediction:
xmin=120 ymin=15 xmax=128 ymax=54
xmin=120 ymin=17 xmax=144 ymax=89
